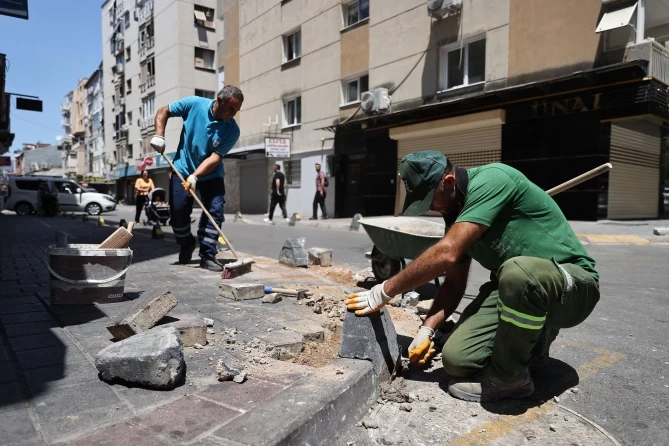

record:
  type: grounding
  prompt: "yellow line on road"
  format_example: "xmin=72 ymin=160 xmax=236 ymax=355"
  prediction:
xmin=577 ymin=234 xmax=649 ymax=245
xmin=448 ymin=339 xmax=627 ymax=445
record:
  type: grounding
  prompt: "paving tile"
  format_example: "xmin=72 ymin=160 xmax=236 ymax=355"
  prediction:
xmin=135 ymin=396 xmax=242 ymax=442
xmin=14 ymin=344 xmax=85 ymax=370
xmin=0 ymin=296 xmax=40 ymax=306
xmin=9 ymin=333 xmax=66 ymax=352
xmin=0 ymin=311 xmax=55 ymax=325
xmin=3 ymin=321 xmax=59 ymax=338
xmin=198 ymin=379 xmax=285 ymax=412
xmin=0 ymin=405 xmax=39 ymax=442
xmin=67 ymin=422 xmax=170 ymax=446
xmin=0 ymin=361 xmax=18 ymax=383
xmin=0 ymin=345 xmax=9 ymax=362
xmin=57 ymin=311 xmax=107 ymax=328
xmin=31 ymin=380 xmax=122 ymax=421
xmin=38 ymin=406 xmax=128 ymax=445
xmin=113 ymin=384 xmax=185 ymax=412
xmin=0 ymin=303 xmax=45 ymax=315
xmin=23 ymin=361 xmax=99 ymax=393
xmin=0 ymin=382 xmax=27 ymax=410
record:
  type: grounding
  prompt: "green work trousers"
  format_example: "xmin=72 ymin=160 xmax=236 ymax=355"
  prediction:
xmin=442 ymin=256 xmax=600 ymax=383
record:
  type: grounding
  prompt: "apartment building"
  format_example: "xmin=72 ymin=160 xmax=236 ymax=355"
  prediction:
xmin=84 ymin=64 xmax=106 ymax=179
xmin=223 ymin=0 xmax=669 ymax=220
xmin=102 ymin=0 xmax=220 ymax=202
xmin=60 ymin=82 xmax=88 ymax=178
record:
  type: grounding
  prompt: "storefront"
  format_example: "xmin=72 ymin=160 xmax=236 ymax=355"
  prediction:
xmin=112 ymin=152 xmax=174 ymax=205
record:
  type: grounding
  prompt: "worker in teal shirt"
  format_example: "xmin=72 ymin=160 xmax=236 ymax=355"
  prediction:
xmin=150 ymin=86 xmax=243 ymax=271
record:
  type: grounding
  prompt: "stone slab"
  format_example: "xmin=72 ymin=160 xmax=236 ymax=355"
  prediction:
xmin=160 ymin=315 xmax=207 ymax=347
xmin=278 ymin=237 xmax=308 ymax=267
xmin=95 ymin=327 xmax=185 ymax=389
xmin=339 ymin=308 xmax=401 ymax=381
xmin=106 ymin=291 xmax=178 ymax=341
xmin=307 ymin=247 xmax=333 ymax=267
xmin=219 ymin=283 xmax=264 ymax=301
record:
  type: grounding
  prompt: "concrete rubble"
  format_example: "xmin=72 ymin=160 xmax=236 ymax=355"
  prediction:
xmin=106 ymin=290 xmax=178 ymax=340
xmin=416 ymin=299 xmax=434 ymax=314
xmin=278 ymin=237 xmax=309 ymax=267
xmin=161 ymin=315 xmax=207 ymax=347
xmin=262 ymin=292 xmax=282 ymax=304
xmin=95 ymin=327 xmax=186 ymax=389
xmin=308 ymin=247 xmax=333 ymax=267
xmin=219 ymin=282 xmax=265 ymax=300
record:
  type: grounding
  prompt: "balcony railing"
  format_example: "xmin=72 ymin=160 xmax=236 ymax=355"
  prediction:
xmin=140 ymin=36 xmax=155 ymax=57
xmin=114 ymin=129 xmax=129 ymax=143
xmin=623 ymin=40 xmax=669 ymax=86
xmin=61 ymin=102 xmax=71 ymax=112
xmin=140 ymin=117 xmax=155 ymax=131
xmin=139 ymin=75 xmax=156 ymax=93
xmin=138 ymin=0 xmax=153 ymax=22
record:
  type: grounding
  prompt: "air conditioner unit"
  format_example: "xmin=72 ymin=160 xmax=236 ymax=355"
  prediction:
xmin=427 ymin=0 xmax=462 ymax=18
xmin=361 ymin=88 xmax=391 ymax=115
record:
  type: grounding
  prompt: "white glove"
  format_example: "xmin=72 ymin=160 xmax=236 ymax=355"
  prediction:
xmin=150 ymin=135 xmax=166 ymax=154
xmin=345 ymin=281 xmax=392 ymax=316
xmin=182 ymin=175 xmax=198 ymax=192
xmin=408 ymin=326 xmax=436 ymax=366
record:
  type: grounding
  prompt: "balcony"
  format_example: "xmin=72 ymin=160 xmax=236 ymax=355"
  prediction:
xmin=61 ymin=102 xmax=71 ymax=112
xmin=138 ymin=0 xmax=153 ymax=23
xmin=139 ymin=75 xmax=156 ymax=93
xmin=114 ymin=129 xmax=129 ymax=143
xmin=139 ymin=36 xmax=155 ymax=57
xmin=140 ymin=117 xmax=155 ymax=131
xmin=621 ymin=40 xmax=669 ymax=86
xmin=61 ymin=118 xmax=71 ymax=127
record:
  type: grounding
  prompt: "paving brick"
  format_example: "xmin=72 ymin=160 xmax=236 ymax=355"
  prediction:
xmin=0 ymin=382 xmax=26 ymax=409
xmin=67 ymin=422 xmax=170 ymax=446
xmin=308 ymin=247 xmax=333 ymax=267
xmin=30 ymin=381 xmax=122 ymax=421
xmin=106 ymin=290 xmax=178 ymax=340
xmin=0 ymin=311 xmax=55 ymax=325
xmin=0 ymin=361 xmax=18 ymax=383
xmin=159 ymin=315 xmax=207 ymax=347
xmin=0 ymin=296 xmax=40 ymax=307
xmin=23 ymin=361 xmax=99 ymax=393
xmin=3 ymin=321 xmax=58 ymax=338
xmin=38 ymin=406 xmax=128 ymax=445
xmin=281 ymin=319 xmax=326 ymax=343
xmin=219 ymin=283 xmax=264 ymax=301
xmin=199 ymin=379 xmax=285 ymax=411
xmin=0 ymin=406 xmax=39 ymax=441
xmin=16 ymin=346 xmax=69 ymax=370
xmin=0 ymin=303 xmax=45 ymax=315
xmin=136 ymin=396 xmax=242 ymax=442
xmin=0 ymin=345 xmax=9 ymax=362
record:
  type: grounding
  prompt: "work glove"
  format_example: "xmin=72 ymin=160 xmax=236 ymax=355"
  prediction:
xmin=408 ymin=326 xmax=437 ymax=366
xmin=150 ymin=135 xmax=166 ymax=154
xmin=344 ymin=281 xmax=392 ymax=316
xmin=182 ymin=175 xmax=198 ymax=193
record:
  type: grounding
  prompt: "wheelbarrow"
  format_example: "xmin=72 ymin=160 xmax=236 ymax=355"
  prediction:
xmin=361 ymin=162 xmax=613 ymax=282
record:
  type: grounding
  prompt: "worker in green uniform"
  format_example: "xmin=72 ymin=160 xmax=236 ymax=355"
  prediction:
xmin=345 ymin=151 xmax=600 ymax=403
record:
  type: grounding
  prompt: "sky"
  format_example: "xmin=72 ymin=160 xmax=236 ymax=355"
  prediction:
xmin=1 ymin=0 xmax=103 ymax=157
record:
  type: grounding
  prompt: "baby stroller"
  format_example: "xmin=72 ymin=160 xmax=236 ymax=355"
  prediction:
xmin=143 ymin=188 xmax=170 ymax=226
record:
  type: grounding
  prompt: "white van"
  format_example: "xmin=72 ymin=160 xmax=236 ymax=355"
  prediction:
xmin=6 ymin=176 xmax=117 ymax=216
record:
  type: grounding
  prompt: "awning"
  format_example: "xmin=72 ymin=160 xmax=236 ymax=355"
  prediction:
xmin=194 ymin=10 xmax=207 ymax=21
xmin=596 ymin=2 xmax=637 ymax=33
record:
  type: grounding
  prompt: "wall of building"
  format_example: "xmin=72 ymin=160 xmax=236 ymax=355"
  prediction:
xmin=507 ymin=0 xmax=603 ymax=86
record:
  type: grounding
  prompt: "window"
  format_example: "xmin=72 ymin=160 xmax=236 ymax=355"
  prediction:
xmin=142 ymin=94 xmax=155 ymax=121
xmin=142 ymin=57 xmax=155 ymax=83
xmin=343 ymin=74 xmax=369 ymax=104
xmin=283 ymin=30 xmax=301 ymax=62
xmin=195 ymin=47 xmax=215 ymax=70
xmin=284 ymin=96 xmax=302 ymax=127
xmin=605 ymin=26 xmax=634 ymax=51
xmin=439 ymin=38 xmax=486 ymax=91
xmin=127 ymin=111 xmax=133 ymax=123
xmin=126 ymin=45 xmax=131 ymax=61
xmin=14 ymin=180 xmax=39 ymax=191
xmin=345 ymin=0 xmax=369 ymax=27
xmin=126 ymin=79 xmax=132 ymax=94
xmin=127 ymin=143 xmax=133 ymax=159
xmin=284 ymin=160 xmax=301 ymax=187
xmin=124 ymin=10 xmax=130 ymax=28
xmin=195 ymin=89 xmax=216 ymax=99
xmin=194 ymin=5 xmax=215 ymax=29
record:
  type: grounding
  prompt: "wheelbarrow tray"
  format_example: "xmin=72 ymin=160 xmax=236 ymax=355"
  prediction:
xmin=360 ymin=216 xmax=445 ymax=260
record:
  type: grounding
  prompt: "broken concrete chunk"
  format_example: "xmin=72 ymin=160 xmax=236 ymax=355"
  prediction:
xmin=216 ymin=360 xmax=241 ymax=382
xmin=193 ymin=343 xmax=204 ymax=349
xmin=401 ymin=291 xmax=420 ymax=308
xmin=161 ymin=315 xmax=207 ymax=347
xmin=361 ymin=418 xmax=379 ymax=429
xmin=219 ymin=283 xmax=264 ymax=300
xmin=307 ymin=247 xmax=333 ymax=267
xmin=278 ymin=237 xmax=308 ymax=267
xmin=95 ymin=327 xmax=185 ymax=389
xmin=400 ymin=403 xmax=413 ymax=412
xmin=262 ymin=293 xmax=282 ymax=304
xmin=339 ymin=308 xmax=401 ymax=382
xmin=106 ymin=291 xmax=178 ymax=341
xmin=416 ymin=299 xmax=434 ymax=315
xmin=653 ymin=227 xmax=669 ymax=236
xmin=233 ymin=370 xmax=247 ymax=383
xmin=204 ymin=317 xmax=214 ymax=327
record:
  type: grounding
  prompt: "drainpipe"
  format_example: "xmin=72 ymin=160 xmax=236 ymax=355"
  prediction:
xmin=636 ymin=0 xmax=645 ymax=44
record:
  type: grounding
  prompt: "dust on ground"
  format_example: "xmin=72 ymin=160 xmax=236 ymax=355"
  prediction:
xmin=294 ymin=329 xmax=342 ymax=368
xmin=317 ymin=266 xmax=362 ymax=287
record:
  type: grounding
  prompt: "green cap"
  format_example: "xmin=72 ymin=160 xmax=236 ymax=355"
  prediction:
xmin=399 ymin=151 xmax=448 ymax=216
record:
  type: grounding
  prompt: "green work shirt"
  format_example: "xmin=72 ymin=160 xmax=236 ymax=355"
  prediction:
xmin=455 ymin=163 xmax=599 ymax=282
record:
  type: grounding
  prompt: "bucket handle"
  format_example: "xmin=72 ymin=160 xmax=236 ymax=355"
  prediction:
xmin=45 ymin=251 xmax=133 ymax=285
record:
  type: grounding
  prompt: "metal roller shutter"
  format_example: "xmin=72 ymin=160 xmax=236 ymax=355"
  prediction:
xmin=395 ymin=126 xmax=502 ymax=215
xmin=607 ymin=121 xmax=661 ymax=219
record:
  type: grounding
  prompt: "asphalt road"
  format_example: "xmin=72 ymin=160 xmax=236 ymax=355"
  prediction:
xmin=101 ymin=205 xmax=669 ymax=444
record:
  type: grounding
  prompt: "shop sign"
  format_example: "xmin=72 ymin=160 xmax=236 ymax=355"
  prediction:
xmin=529 ymin=93 xmax=607 ymax=118
xmin=136 ymin=156 xmax=156 ymax=171
xmin=265 ymin=137 xmax=291 ymax=158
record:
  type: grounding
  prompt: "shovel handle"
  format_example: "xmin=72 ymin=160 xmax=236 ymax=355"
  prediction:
xmin=546 ymin=163 xmax=612 ymax=197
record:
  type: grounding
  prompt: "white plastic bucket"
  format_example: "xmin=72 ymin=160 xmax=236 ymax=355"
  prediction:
xmin=46 ymin=244 xmax=133 ymax=305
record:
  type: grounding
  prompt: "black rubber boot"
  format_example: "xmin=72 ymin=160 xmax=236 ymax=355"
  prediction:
xmin=200 ymin=257 xmax=224 ymax=272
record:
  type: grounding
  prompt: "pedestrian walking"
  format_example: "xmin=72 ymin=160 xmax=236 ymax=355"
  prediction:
xmin=265 ymin=164 xmax=288 ymax=223
xmin=310 ymin=162 xmax=328 ymax=220
xmin=346 ymin=151 xmax=600 ymax=403
xmin=134 ymin=170 xmax=155 ymax=224
xmin=150 ymin=85 xmax=243 ymax=272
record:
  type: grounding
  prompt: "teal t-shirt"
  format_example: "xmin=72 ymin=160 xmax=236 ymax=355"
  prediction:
xmin=455 ymin=163 xmax=599 ymax=282
xmin=169 ymin=96 xmax=240 ymax=181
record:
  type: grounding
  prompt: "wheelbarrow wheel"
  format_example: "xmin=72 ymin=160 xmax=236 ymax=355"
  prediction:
xmin=371 ymin=256 xmax=402 ymax=282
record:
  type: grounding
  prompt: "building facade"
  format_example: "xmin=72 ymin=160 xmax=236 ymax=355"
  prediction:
xmin=84 ymin=64 xmax=106 ymax=180
xmin=223 ymin=0 xmax=668 ymax=220
xmin=102 ymin=0 xmax=220 ymax=203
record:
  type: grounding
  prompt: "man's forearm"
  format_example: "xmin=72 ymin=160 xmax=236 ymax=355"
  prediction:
xmin=193 ymin=153 xmax=222 ymax=178
xmin=154 ymin=107 xmax=170 ymax=137
xmin=422 ymin=274 xmax=467 ymax=330
xmin=384 ymin=239 xmax=454 ymax=296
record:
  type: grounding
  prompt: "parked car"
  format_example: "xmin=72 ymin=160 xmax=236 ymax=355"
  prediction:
xmin=6 ymin=176 xmax=117 ymax=216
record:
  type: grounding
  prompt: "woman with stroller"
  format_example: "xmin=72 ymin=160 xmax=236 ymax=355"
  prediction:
xmin=134 ymin=170 xmax=155 ymax=224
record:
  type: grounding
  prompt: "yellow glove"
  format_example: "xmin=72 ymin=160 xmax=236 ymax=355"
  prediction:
xmin=344 ymin=282 xmax=392 ymax=316
xmin=182 ymin=175 xmax=198 ymax=193
xmin=409 ymin=326 xmax=437 ymax=366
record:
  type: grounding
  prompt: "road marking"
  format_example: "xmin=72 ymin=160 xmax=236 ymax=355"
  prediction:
xmin=577 ymin=234 xmax=649 ymax=245
xmin=448 ymin=339 xmax=627 ymax=445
